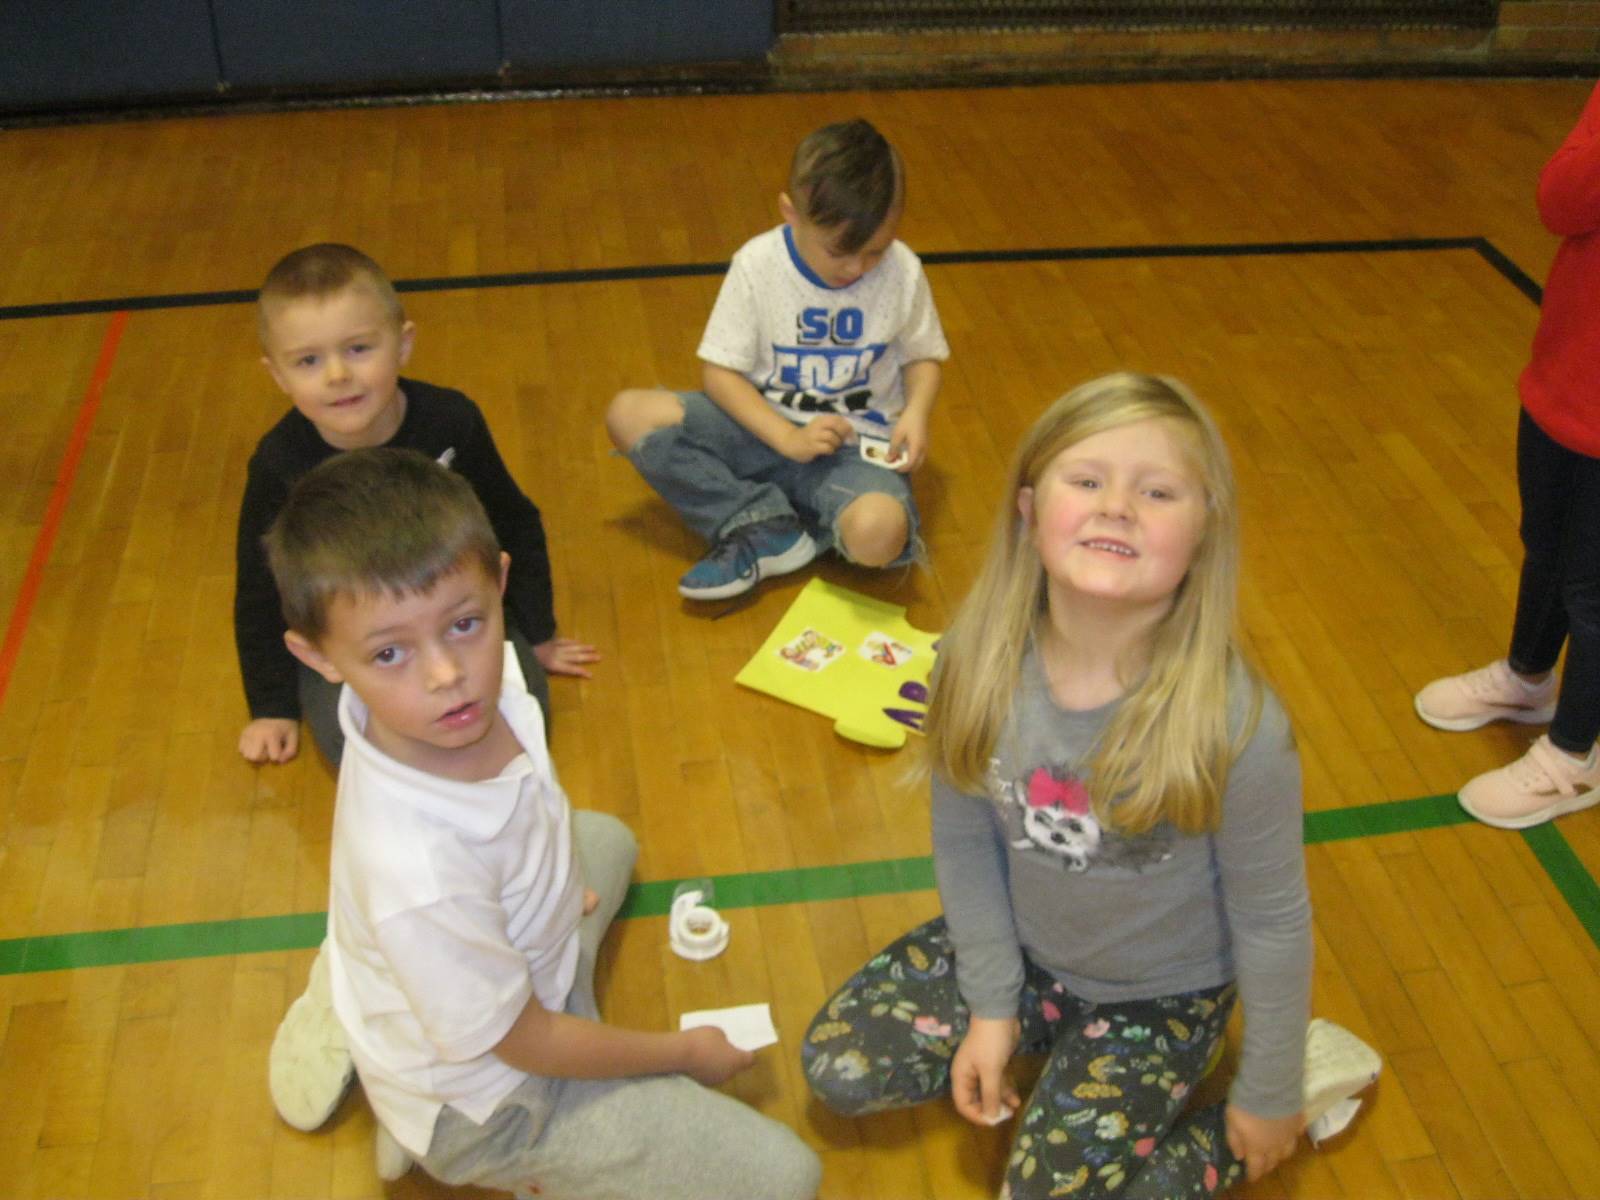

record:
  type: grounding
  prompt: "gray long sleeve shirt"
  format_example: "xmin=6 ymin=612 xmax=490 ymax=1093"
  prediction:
xmin=932 ymin=648 xmax=1312 ymax=1117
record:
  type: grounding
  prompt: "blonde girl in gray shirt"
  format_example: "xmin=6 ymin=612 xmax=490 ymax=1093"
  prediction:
xmin=804 ymin=372 xmax=1313 ymax=1198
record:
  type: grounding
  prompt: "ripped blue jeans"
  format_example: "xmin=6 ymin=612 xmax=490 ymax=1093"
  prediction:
xmin=626 ymin=391 xmax=919 ymax=565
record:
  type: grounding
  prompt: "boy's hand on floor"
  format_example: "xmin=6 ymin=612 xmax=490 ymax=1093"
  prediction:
xmin=239 ymin=718 xmax=300 ymax=764
xmin=679 ymin=1026 xmax=756 ymax=1087
xmin=782 ymin=415 xmax=853 ymax=463
xmin=533 ymin=636 xmax=601 ymax=679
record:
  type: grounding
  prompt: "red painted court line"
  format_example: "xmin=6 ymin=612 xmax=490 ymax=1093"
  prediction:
xmin=0 ymin=310 xmax=130 ymax=715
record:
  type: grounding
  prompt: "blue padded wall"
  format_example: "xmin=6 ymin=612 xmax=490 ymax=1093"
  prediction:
xmin=0 ymin=0 xmax=219 ymax=111
xmin=0 ymin=0 xmax=777 ymax=115
xmin=210 ymin=0 xmax=503 ymax=90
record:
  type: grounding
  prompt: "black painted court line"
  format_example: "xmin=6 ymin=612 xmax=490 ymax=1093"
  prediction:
xmin=918 ymin=235 xmax=1483 ymax=266
xmin=0 ymin=235 xmax=1538 ymax=323
xmin=1470 ymin=238 xmax=1544 ymax=304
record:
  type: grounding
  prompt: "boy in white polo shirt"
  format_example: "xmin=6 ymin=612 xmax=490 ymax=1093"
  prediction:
xmin=267 ymin=447 xmax=820 ymax=1199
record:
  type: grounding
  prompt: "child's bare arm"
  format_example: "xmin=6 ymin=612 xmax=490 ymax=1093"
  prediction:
xmin=888 ymin=359 xmax=943 ymax=471
xmin=701 ymin=362 xmax=852 ymax=463
xmin=493 ymin=993 xmax=754 ymax=1087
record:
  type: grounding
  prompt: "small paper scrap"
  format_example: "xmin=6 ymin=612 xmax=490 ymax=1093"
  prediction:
xmin=678 ymin=1003 xmax=779 ymax=1052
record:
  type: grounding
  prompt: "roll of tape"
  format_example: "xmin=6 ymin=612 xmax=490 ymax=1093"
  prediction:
xmin=669 ymin=890 xmax=730 ymax=961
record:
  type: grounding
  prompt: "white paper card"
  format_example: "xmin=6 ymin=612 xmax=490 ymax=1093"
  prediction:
xmin=678 ymin=1002 xmax=779 ymax=1052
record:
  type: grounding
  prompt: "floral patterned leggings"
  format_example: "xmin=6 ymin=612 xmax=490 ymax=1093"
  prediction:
xmin=803 ymin=917 xmax=1245 ymax=1199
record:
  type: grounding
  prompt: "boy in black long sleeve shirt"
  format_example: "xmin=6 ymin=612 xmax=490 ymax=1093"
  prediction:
xmin=236 ymin=243 xmax=598 ymax=767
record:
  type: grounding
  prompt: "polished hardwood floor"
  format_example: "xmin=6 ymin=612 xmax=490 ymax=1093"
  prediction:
xmin=2 ymin=77 xmax=1598 ymax=1198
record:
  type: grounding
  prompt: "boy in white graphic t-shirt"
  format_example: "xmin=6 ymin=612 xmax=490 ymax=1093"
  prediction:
xmin=605 ymin=118 xmax=950 ymax=601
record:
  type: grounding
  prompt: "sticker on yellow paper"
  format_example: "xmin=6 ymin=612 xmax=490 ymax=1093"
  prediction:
xmin=860 ymin=633 xmax=915 ymax=667
xmin=736 ymin=578 xmax=939 ymax=749
xmin=779 ymin=628 xmax=846 ymax=672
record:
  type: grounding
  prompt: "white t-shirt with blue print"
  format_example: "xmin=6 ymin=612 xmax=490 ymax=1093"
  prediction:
xmin=697 ymin=224 xmax=950 ymax=438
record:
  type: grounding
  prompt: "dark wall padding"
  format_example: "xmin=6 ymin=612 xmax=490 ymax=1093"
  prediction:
xmin=0 ymin=1 xmax=776 ymax=114
xmin=210 ymin=0 xmax=503 ymax=90
xmin=0 ymin=0 xmax=220 ymax=109
xmin=501 ymin=0 xmax=773 ymax=69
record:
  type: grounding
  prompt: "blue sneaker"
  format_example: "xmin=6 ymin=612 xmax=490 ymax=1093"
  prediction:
xmin=678 ymin=516 xmax=818 ymax=601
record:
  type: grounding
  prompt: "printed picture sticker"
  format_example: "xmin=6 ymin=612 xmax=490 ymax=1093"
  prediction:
xmin=860 ymin=632 xmax=915 ymax=668
xmin=778 ymin=628 xmax=846 ymax=673
xmin=859 ymin=436 xmax=899 ymax=468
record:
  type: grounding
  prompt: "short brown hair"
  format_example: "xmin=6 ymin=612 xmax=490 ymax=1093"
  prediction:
xmin=257 ymin=243 xmax=404 ymax=345
xmin=265 ymin=447 xmax=501 ymax=641
xmin=789 ymin=118 xmax=903 ymax=254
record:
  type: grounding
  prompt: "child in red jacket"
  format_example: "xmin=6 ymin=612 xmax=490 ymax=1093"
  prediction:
xmin=1414 ymin=82 xmax=1600 ymax=826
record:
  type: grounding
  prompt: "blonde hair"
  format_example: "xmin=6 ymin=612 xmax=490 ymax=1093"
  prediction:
xmin=257 ymin=243 xmax=405 ymax=346
xmin=924 ymin=372 xmax=1261 ymax=835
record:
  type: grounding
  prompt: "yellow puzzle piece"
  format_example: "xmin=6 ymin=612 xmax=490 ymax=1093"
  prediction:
xmin=735 ymin=578 xmax=940 ymax=749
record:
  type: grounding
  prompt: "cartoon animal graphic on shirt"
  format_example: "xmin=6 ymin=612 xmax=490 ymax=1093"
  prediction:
xmin=1009 ymin=767 xmax=1102 ymax=871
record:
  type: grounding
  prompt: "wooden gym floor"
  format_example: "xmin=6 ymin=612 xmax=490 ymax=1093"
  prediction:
xmin=2 ymin=77 xmax=1599 ymax=1199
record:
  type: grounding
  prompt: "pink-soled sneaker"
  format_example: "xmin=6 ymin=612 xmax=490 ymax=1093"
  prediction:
xmin=1414 ymin=660 xmax=1557 ymax=732
xmin=1458 ymin=735 xmax=1600 ymax=830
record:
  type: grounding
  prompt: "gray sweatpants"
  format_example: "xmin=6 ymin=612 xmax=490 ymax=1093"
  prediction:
xmin=417 ymin=811 xmax=821 ymax=1200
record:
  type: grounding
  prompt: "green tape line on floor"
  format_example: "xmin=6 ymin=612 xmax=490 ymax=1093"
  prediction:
xmin=0 ymin=792 xmax=1588 ymax=976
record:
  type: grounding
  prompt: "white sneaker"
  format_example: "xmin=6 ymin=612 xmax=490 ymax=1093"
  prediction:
xmin=268 ymin=944 xmax=355 ymax=1131
xmin=1303 ymin=1019 xmax=1381 ymax=1146
xmin=1414 ymin=660 xmax=1557 ymax=732
xmin=374 ymin=1123 xmax=414 ymax=1181
xmin=1458 ymin=735 xmax=1600 ymax=830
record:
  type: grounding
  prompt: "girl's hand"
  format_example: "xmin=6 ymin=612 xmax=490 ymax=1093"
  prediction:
xmin=678 ymin=1025 xmax=756 ymax=1087
xmin=1224 ymin=1103 xmax=1304 ymax=1182
xmin=533 ymin=636 xmax=601 ymax=679
xmin=951 ymin=1015 xmax=1021 ymax=1125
